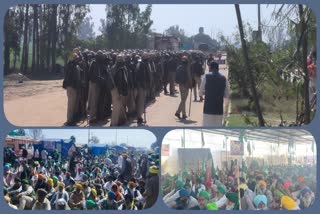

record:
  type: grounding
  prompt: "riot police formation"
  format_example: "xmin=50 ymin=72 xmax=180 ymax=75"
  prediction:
xmin=63 ymin=48 xmax=206 ymax=126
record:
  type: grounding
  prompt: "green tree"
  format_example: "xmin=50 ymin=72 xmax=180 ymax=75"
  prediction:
xmin=90 ymin=136 xmax=100 ymax=144
xmin=235 ymin=4 xmax=265 ymax=126
xmin=104 ymin=4 xmax=153 ymax=49
xmin=77 ymin=16 xmax=95 ymax=40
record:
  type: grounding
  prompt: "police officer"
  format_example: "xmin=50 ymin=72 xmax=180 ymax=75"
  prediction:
xmin=191 ymin=54 xmax=205 ymax=101
xmin=110 ymin=54 xmax=128 ymax=126
xmin=174 ymin=55 xmax=192 ymax=119
xmin=135 ymin=52 xmax=151 ymax=125
xmin=63 ymin=49 xmax=82 ymax=126
xmin=87 ymin=50 xmax=105 ymax=124
xmin=162 ymin=53 xmax=170 ymax=94
xmin=96 ymin=51 xmax=113 ymax=121
xmin=125 ymin=53 xmax=138 ymax=118
xmin=167 ymin=53 xmax=178 ymax=95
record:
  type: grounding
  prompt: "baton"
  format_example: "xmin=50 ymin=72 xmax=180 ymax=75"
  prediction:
xmin=189 ymin=87 xmax=192 ymax=117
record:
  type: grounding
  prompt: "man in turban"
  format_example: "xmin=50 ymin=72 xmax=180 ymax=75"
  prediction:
xmin=214 ymin=184 xmax=228 ymax=209
xmin=253 ymin=194 xmax=268 ymax=210
xmin=256 ymin=180 xmax=273 ymax=208
xmin=69 ymin=183 xmax=85 ymax=209
xmin=34 ymin=173 xmax=47 ymax=192
xmin=281 ymin=195 xmax=299 ymax=210
xmin=17 ymin=179 xmax=36 ymax=210
xmin=163 ymin=179 xmax=184 ymax=208
xmin=118 ymin=194 xmax=138 ymax=210
xmin=51 ymin=182 xmax=69 ymax=209
xmin=144 ymin=166 xmax=159 ymax=209
xmin=174 ymin=188 xmax=199 ymax=210
xmin=56 ymin=198 xmax=70 ymax=210
xmin=197 ymin=190 xmax=211 ymax=210
xmin=125 ymin=181 xmax=143 ymax=209
xmin=97 ymin=191 xmax=118 ymax=210
xmin=225 ymin=192 xmax=239 ymax=210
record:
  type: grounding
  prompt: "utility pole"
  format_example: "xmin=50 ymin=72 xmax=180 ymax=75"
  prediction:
xmin=258 ymin=4 xmax=262 ymax=41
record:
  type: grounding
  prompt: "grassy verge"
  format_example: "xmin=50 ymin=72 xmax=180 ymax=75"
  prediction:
xmin=227 ymin=97 xmax=298 ymax=126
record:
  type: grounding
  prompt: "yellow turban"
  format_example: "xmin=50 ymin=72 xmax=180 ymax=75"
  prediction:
xmin=75 ymin=183 xmax=83 ymax=190
xmin=47 ymin=178 xmax=54 ymax=188
xmin=258 ymin=180 xmax=267 ymax=187
xmin=149 ymin=166 xmax=159 ymax=174
xmin=239 ymin=183 xmax=248 ymax=190
xmin=58 ymin=182 xmax=65 ymax=188
xmin=91 ymin=188 xmax=97 ymax=197
xmin=281 ymin=196 xmax=297 ymax=210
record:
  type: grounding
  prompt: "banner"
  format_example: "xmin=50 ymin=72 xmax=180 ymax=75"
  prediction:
xmin=43 ymin=141 xmax=55 ymax=151
xmin=230 ymin=140 xmax=244 ymax=156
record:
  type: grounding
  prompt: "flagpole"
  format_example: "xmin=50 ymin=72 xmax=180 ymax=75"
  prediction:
xmin=238 ymin=164 xmax=241 ymax=210
xmin=225 ymin=137 xmax=228 ymax=171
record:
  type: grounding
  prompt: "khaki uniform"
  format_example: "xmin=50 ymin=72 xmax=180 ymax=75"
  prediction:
xmin=66 ymin=87 xmax=79 ymax=124
xmin=176 ymin=84 xmax=189 ymax=116
xmin=87 ymin=81 xmax=100 ymax=120
xmin=193 ymin=75 xmax=202 ymax=99
xmin=168 ymin=72 xmax=176 ymax=94
xmin=136 ymin=87 xmax=146 ymax=120
xmin=127 ymin=88 xmax=138 ymax=115
xmin=111 ymin=88 xmax=127 ymax=126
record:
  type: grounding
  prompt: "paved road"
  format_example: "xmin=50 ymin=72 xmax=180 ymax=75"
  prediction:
xmin=143 ymin=64 xmax=229 ymax=127
xmin=4 ymin=64 xmax=228 ymax=127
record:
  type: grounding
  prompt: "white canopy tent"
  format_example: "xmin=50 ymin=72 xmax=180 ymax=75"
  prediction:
xmin=161 ymin=129 xmax=316 ymax=174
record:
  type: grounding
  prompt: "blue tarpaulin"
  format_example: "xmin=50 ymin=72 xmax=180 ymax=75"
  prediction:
xmin=111 ymin=145 xmax=127 ymax=153
xmin=88 ymin=144 xmax=109 ymax=156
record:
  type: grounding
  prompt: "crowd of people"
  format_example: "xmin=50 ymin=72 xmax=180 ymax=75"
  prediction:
xmin=162 ymin=166 xmax=239 ymax=210
xmin=3 ymin=145 xmax=160 ymax=210
xmin=239 ymin=164 xmax=316 ymax=210
xmin=62 ymin=48 xmax=218 ymax=126
xmin=161 ymin=159 xmax=316 ymax=210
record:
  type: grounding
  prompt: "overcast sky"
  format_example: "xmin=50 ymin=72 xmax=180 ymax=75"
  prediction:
xmin=29 ymin=129 xmax=156 ymax=147
xmin=89 ymin=4 xmax=280 ymax=38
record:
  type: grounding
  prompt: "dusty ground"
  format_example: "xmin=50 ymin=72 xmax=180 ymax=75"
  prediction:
xmin=4 ymin=75 xmax=64 ymax=101
xmin=4 ymin=66 xmax=228 ymax=127
xmin=4 ymin=74 xmax=67 ymax=126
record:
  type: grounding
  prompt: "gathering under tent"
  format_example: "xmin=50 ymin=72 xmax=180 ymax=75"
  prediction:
xmin=161 ymin=129 xmax=316 ymax=175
